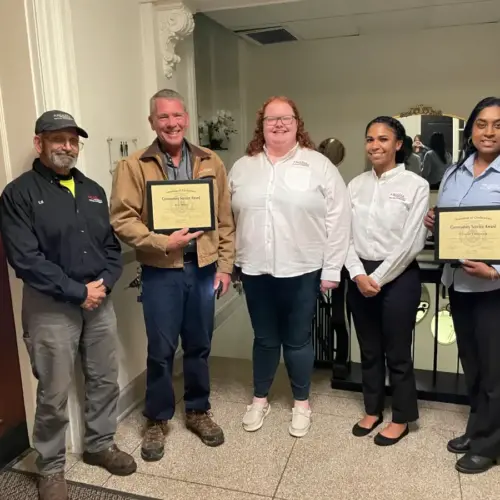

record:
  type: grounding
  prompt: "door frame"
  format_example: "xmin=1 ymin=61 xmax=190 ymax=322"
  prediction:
xmin=0 ymin=237 xmax=30 ymax=468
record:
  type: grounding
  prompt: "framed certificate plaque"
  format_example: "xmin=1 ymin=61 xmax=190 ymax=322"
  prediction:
xmin=435 ymin=206 xmax=500 ymax=264
xmin=146 ymin=179 xmax=215 ymax=234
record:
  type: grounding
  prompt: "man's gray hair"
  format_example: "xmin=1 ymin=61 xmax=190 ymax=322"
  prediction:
xmin=149 ymin=89 xmax=186 ymax=115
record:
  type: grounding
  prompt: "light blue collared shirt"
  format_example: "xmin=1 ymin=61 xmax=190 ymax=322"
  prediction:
xmin=438 ymin=153 xmax=500 ymax=292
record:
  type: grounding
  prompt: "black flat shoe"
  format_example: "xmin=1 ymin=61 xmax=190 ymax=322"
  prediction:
xmin=447 ymin=434 xmax=471 ymax=454
xmin=455 ymin=454 xmax=497 ymax=474
xmin=374 ymin=425 xmax=409 ymax=446
xmin=352 ymin=415 xmax=383 ymax=437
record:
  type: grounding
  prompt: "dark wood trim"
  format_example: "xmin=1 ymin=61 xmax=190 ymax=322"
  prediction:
xmin=0 ymin=422 xmax=30 ymax=470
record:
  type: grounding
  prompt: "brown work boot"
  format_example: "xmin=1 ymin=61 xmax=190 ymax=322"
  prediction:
xmin=185 ymin=410 xmax=224 ymax=447
xmin=38 ymin=472 xmax=68 ymax=500
xmin=140 ymin=419 xmax=169 ymax=462
xmin=82 ymin=443 xmax=137 ymax=476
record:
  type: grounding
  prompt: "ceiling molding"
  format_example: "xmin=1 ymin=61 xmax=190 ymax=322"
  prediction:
xmin=194 ymin=0 xmax=302 ymax=13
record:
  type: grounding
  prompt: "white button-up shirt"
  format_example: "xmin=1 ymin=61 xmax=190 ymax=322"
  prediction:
xmin=345 ymin=165 xmax=430 ymax=287
xmin=228 ymin=146 xmax=351 ymax=281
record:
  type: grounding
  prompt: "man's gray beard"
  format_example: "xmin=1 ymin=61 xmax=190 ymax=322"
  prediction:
xmin=50 ymin=152 xmax=77 ymax=171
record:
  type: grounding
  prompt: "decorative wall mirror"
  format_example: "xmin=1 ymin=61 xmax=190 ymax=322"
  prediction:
xmin=364 ymin=106 xmax=466 ymax=191
xmin=396 ymin=105 xmax=466 ymax=191
xmin=431 ymin=304 xmax=456 ymax=345
xmin=318 ymin=138 xmax=346 ymax=166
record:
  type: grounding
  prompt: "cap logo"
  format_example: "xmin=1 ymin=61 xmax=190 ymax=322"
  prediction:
xmin=53 ymin=113 xmax=73 ymax=121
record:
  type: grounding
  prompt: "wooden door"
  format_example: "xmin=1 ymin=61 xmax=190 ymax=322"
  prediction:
xmin=0 ymin=236 xmax=29 ymax=468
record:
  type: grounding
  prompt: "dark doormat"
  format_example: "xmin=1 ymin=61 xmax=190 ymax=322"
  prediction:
xmin=0 ymin=469 xmax=160 ymax=500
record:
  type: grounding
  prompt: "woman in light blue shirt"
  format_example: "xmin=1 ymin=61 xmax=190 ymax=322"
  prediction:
xmin=425 ymin=96 xmax=500 ymax=475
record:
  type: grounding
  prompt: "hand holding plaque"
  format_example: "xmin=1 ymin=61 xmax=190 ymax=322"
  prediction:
xmin=435 ymin=206 xmax=500 ymax=264
xmin=147 ymin=179 xmax=215 ymax=234
xmin=165 ymin=227 xmax=203 ymax=252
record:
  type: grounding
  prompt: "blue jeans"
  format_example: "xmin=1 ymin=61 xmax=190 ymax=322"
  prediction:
xmin=241 ymin=270 xmax=320 ymax=401
xmin=141 ymin=263 xmax=216 ymax=421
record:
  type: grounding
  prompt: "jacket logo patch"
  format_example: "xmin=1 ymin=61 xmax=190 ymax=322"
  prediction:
xmin=88 ymin=195 xmax=103 ymax=204
xmin=389 ymin=192 xmax=406 ymax=202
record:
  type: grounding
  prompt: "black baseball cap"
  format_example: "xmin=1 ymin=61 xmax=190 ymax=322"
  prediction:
xmin=35 ymin=110 xmax=88 ymax=138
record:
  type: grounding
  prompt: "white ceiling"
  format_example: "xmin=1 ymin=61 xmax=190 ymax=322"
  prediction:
xmin=201 ymin=0 xmax=500 ymax=41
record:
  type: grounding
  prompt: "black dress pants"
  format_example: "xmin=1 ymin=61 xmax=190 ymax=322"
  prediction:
xmin=347 ymin=260 xmax=420 ymax=424
xmin=449 ymin=286 xmax=500 ymax=459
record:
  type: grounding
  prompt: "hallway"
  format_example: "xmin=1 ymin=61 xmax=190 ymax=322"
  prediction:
xmin=10 ymin=357 xmax=499 ymax=500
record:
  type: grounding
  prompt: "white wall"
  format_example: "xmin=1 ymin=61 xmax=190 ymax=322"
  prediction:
xmin=193 ymin=14 xmax=255 ymax=359
xmin=193 ymin=14 xmax=247 ymax=170
xmin=245 ymin=23 xmax=500 ymax=186
xmin=70 ymin=0 xmax=153 ymax=198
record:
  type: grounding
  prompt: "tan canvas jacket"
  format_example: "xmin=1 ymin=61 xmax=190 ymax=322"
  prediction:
xmin=110 ymin=139 xmax=235 ymax=274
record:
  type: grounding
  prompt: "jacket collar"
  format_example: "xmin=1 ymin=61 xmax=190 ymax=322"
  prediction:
xmin=140 ymin=138 xmax=211 ymax=161
xmin=33 ymin=158 xmax=85 ymax=183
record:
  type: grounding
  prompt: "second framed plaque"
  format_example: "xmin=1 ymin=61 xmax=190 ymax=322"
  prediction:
xmin=435 ymin=205 xmax=500 ymax=264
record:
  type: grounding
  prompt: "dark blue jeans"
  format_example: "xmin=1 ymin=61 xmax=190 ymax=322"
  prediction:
xmin=241 ymin=270 xmax=320 ymax=401
xmin=141 ymin=263 xmax=216 ymax=421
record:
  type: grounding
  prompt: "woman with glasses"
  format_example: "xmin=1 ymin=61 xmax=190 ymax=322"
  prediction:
xmin=228 ymin=96 xmax=351 ymax=437
xmin=424 ymin=97 xmax=500 ymax=474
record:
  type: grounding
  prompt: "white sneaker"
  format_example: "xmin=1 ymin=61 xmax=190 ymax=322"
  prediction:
xmin=289 ymin=406 xmax=312 ymax=437
xmin=242 ymin=402 xmax=271 ymax=432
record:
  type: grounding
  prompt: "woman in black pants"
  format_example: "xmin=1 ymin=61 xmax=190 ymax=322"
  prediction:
xmin=345 ymin=116 xmax=430 ymax=446
xmin=424 ymin=97 xmax=500 ymax=474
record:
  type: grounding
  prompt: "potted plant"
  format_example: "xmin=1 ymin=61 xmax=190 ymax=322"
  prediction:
xmin=198 ymin=110 xmax=237 ymax=150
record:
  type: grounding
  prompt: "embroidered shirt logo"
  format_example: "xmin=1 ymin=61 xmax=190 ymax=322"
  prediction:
xmin=88 ymin=195 xmax=103 ymax=204
xmin=480 ymin=183 xmax=500 ymax=191
xmin=389 ymin=192 xmax=406 ymax=202
xmin=292 ymin=160 xmax=309 ymax=167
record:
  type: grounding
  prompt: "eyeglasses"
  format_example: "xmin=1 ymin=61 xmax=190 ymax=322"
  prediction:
xmin=38 ymin=134 xmax=84 ymax=151
xmin=45 ymin=135 xmax=84 ymax=150
xmin=263 ymin=115 xmax=296 ymax=126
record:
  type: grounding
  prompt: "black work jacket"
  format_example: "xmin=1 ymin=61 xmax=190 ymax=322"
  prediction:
xmin=0 ymin=159 xmax=122 ymax=304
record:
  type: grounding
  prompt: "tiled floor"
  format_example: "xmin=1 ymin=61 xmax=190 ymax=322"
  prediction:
xmin=13 ymin=357 xmax=500 ymax=499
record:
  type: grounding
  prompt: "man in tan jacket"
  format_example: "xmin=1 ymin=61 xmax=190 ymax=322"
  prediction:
xmin=110 ymin=89 xmax=235 ymax=461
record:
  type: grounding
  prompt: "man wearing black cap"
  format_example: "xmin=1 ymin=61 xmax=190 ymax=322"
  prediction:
xmin=0 ymin=110 xmax=137 ymax=500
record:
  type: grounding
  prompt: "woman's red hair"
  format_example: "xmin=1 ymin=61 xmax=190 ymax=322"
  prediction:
xmin=245 ymin=96 xmax=315 ymax=156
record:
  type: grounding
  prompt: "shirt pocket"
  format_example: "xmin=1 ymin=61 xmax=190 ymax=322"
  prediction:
xmin=479 ymin=184 xmax=500 ymax=205
xmin=284 ymin=166 xmax=311 ymax=192
xmin=383 ymin=199 xmax=409 ymax=231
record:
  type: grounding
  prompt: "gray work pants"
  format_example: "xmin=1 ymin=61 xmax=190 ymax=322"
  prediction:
xmin=22 ymin=285 xmax=120 ymax=475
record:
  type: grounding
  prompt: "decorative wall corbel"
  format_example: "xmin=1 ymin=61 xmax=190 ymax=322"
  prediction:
xmin=156 ymin=2 xmax=195 ymax=79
